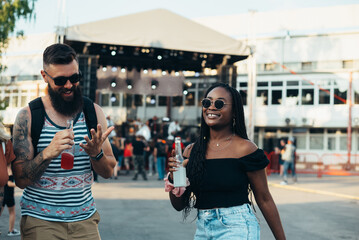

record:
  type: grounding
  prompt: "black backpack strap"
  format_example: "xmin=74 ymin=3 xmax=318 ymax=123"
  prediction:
xmin=28 ymin=97 xmax=45 ymax=155
xmin=82 ymin=96 xmax=98 ymax=137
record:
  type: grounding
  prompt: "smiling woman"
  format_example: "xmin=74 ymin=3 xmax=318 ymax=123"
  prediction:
xmin=167 ymin=82 xmax=286 ymax=240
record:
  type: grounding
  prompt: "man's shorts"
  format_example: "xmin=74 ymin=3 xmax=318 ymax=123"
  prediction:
xmin=2 ymin=185 xmax=15 ymax=208
xmin=20 ymin=211 xmax=101 ymax=240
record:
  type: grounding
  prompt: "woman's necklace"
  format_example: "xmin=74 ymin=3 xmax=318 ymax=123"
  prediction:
xmin=208 ymin=134 xmax=235 ymax=151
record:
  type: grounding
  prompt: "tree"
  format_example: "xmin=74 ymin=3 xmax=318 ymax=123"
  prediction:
xmin=0 ymin=0 xmax=36 ymax=72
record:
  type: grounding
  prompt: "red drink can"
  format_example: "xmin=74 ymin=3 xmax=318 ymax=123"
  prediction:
xmin=61 ymin=152 xmax=74 ymax=170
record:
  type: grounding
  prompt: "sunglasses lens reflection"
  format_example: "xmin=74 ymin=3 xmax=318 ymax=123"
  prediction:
xmin=54 ymin=73 xmax=81 ymax=86
xmin=202 ymin=99 xmax=211 ymax=108
xmin=214 ymin=100 xmax=224 ymax=109
xmin=201 ymin=98 xmax=225 ymax=110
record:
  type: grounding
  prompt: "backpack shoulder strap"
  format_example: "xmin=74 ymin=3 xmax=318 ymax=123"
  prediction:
xmin=28 ymin=97 xmax=45 ymax=154
xmin=82 ymin=96 xmax=98 ymax=135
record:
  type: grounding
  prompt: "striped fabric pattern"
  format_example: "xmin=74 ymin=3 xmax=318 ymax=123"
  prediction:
xmin=20 ymin=112 xmax=96 ymax=222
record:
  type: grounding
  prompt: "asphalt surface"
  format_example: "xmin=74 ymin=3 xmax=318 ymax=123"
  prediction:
xmin=1 ymin=172 xmax=358 ymax=240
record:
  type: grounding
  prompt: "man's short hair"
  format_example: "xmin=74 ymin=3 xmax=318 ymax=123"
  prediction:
xmin=43 ymin=43 xmax=78 ymax=68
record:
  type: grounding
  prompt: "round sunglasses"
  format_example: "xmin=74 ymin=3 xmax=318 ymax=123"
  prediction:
xmin=201 ymin=98 xmax=231 ymax=110
xmin=44 ymin=70 xmax=82 ymax=86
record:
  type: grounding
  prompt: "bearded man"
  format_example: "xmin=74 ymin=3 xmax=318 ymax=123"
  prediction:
xmin=12 ymin=43 xmax=116 ymax=240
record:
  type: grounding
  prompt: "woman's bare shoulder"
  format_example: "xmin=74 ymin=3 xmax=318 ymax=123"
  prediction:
xmin=233 ymin=137 xmax=258 ymax=158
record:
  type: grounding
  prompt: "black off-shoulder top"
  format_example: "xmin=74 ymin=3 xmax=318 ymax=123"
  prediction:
xmin=192 ymin=148 xmax=269 ymax=209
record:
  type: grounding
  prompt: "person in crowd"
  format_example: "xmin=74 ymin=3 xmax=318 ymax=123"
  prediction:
xmin=147 ymin=138 xmax=156 ymax=176
xmin=12 ymin=43 xmax=116 ymax=240
xmin=106 ymin=115 xmax=116 ymax=140
xmin=154 ymin=135 xmax=168 ymax=181
xmin=279 ymin=138 xmax=286 ymax=176
xmin=166 ymin=83 xmax=286 ymax=240
xmin=167 ymin=120 xmax=181 ymax=141
xmin=132 ymin=134 xmax=148 ymax=181
xmin=113 ymin=136 xmax=125 ymax=175
xmin=0 ymin=123 xmax=17 ymax=236
xmin=1 ymin=165 xmax=20 ymax=236
xmin=123 ymin=139 xmax=133 ymax=175
xmin=110 ymin=141 xmax=121 ymax=180
xmin=280 ymin=137 xmax=297 ymax=185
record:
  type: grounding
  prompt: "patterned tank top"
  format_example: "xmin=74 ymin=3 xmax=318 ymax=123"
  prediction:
xmin=20 ymin=112 xmax=96 ymax=222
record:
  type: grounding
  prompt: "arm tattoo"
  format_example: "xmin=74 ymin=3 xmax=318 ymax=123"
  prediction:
xmin=13 ymin=109 xmax=51 ymax=184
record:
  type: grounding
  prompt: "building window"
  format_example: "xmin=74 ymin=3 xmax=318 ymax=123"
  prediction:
xmin=302 ymin=89 xmax=314 ymax=105
xmin=271 ymin=81 xmax=283 ymax=86
xmin=327 ymin=137 xmax=336 ymax=150
xmin=111 ymin=93 xmax=120 ymax=107
xmin=340 ymin=136 xmax=349 ymax=151
xmin=146 ymin=95 xmax=156 ymax=107
xmin=271 ymin=90 xmax=282 ymax=105
xmin=333 ymin=89 xmax=347 ymax=105
xmin=295 ymin=135 xmax=306 ymax=150
xmin=240 ymin=90 xmax=247 ymax=105
xmin=172 ymin=96 xmax=183 ymax=106
xmin=134 ymin=94 xmax=143 ymax=106
xmin=257 ymin=81 xmax=268 ymax=87
xmin=310 ymin=135 xmax=324 ymax=150
xmin=101 ymin=93 xmax=109 ymax=106
xmin=343 ymin=60 xmax=354 ymax=69
xmin=302 ymin=62 xmax=312 ymax=71
xmin=264 ymin=63 xmax=276 ymax=71
xmin=158 ymin=96 xmax=167 ymax=106
xmin=123 ymin=94 xmax=133 ymax=108
xmin=256 ymin=90 xmax=268 ymax=105
xmin=355 ymin=92 xmax=359 ymax=105
xmin=185 ymin=92 xmax=195 ymax=106
xmin=286 ymin=89 xmax=298 ymax=105
xmin=319 ymin=89 xmax=330 ymax=104
xmin=21 ymin=90 xmax=27 ymax=107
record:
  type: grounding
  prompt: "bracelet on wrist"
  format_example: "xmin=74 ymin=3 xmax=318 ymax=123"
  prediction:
xmin=90 ymin=149 xmax=104 ymax=161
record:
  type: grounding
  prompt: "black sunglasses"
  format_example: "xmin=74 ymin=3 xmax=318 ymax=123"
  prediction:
xmin=201 ymin=98 xmax=231 ymax=110
xmin=44 ymin=70 xmax=82 ymax=86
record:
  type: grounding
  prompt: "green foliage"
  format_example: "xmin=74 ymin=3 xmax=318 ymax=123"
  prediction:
xmin=0 ymin=0 xmax=36 ymax=51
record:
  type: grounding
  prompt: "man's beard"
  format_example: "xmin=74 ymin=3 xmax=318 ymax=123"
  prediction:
xmin=48 ymin=84 xmax=84 ymax=117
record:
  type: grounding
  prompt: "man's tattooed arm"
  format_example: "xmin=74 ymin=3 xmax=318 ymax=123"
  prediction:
xmin=12 ymin=108 xmax=52 ymax=189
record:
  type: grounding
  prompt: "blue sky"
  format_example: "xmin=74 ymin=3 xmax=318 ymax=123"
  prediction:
xmin=16 ymin=0 xmax=359 ymax=35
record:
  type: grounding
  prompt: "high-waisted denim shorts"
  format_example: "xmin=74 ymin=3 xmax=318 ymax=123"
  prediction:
xmin=194 ymin=204 xmax=260 ymax=240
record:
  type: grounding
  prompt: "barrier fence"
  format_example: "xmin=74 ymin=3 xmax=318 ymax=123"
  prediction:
xmin=266 ymin=152 xmax=359 ymax=178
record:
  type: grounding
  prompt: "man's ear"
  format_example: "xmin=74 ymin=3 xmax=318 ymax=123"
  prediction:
xmin=40 ymin=70 xmax=48 ymax=83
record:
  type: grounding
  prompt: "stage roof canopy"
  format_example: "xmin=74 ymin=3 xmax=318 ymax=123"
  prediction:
xmin=65 ymin=9 xmax=249 ymax=72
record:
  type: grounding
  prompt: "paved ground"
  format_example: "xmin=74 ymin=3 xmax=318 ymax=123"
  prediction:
xmin=1 ymin=172 xmax=358 ymax=240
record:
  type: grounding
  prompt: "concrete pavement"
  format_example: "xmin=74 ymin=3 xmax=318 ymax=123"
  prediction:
xmin=1 ymin=173 xmax=358 ymax=239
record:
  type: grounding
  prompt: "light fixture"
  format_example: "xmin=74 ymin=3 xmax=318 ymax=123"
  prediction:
xmin=102 ymin=66 xmax=107 ymax=72
xmin=151 ymin=79 xmax=159 ymax=90
xmin=157 ymin=55 xmax=162 ymax=60
xmin=161 ymin=70 xmax=166 ymax=76
xmin=121 ymin=67 xmax=126 ymax=73
xmin=111 ymin=66 xmax=117 ymax=72
xmin=110 ymin=93 xmax=117 ymax=102
xmin=111 ymin=50 xmax=116 ymax=56
xmin=183 ymin=84 xmax=188 ymax=95
xmin=111 ymin=79 xmax=117 ymax=88
xmin=143 ymin=69 xmax=148 ymax=74
xmin=126 ymin=79 xmax=133 ymax=89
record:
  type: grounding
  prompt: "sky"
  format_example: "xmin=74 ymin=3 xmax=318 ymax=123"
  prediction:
xmin=15 ymin=0 xmax=359 ymax=35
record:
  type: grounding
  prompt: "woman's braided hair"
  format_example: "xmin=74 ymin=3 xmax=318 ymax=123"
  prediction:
xmin=182 ymin=82 xmax=249 ymax=219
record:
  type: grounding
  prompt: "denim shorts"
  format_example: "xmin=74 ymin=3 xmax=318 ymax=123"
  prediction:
xmin=194 ymin=204 xmax=260 ymax=240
